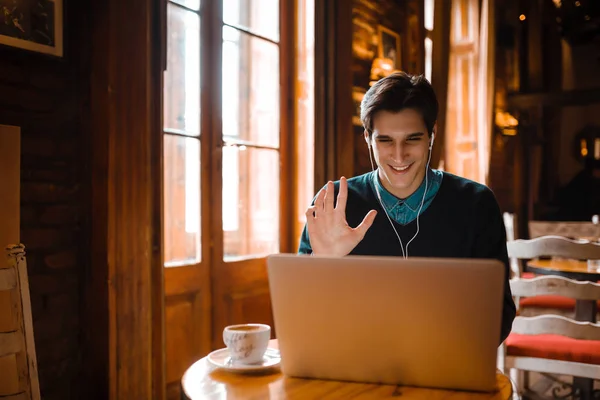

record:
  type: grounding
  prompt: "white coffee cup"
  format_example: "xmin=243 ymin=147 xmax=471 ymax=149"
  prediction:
xmin=223 ymin=323 xmax=271 ymax=364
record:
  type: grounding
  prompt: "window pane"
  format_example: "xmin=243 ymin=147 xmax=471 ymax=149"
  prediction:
xmin=424 ymin=0 xmax=434 ymax=31
xmin=223 ymin=0 xmax=279 ymax=42
xmin=222 ymin=26 xmax=280 ymax=147
xmin=171 ymin=0 xmax=200 ymax=11
xmin=425 ymin=37 xmax=433 ymax=83
xmin=223 ymin=146 xmax=279 ymax=259
xmin=164 ymin=4 xmax=200 ymax=136
xmin=296 ymin=0 xmax=315 ymax=244
xmin=164 ymin=135 xmax=201 ymax=266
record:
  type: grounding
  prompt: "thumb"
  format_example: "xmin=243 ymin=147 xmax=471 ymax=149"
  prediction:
xmin=354 ymin=210 xmax=377 ymax=239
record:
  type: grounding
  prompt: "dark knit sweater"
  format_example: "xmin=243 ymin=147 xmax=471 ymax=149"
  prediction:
xmin=298 ymin=171 xmax=516 ymax=343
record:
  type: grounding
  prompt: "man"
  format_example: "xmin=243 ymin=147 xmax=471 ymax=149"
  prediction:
xmin=298 ymin=72 xmax=515 ymax=343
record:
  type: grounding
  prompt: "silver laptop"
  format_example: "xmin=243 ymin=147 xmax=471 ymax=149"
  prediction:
xmin=266 ymin=254 xmax=505 ymax=392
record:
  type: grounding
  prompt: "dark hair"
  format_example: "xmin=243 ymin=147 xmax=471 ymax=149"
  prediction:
xmin=360 ymin=72 xmax=438 ymax=136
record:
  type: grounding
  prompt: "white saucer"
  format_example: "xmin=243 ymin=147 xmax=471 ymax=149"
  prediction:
xmin=206 ymin=347 xmax=281 ymax=372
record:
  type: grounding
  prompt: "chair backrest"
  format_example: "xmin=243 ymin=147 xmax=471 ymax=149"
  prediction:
xmin=0 ymin=245 xmax=40 ymax=400
xmin=507 ymin=235 xmax=600 ymax=261
xmin=529 ymin=220 xmax=600 ymax=240
xmin=509 ymin=276 xmax=600 ymax=340
xmin=511 ymin=314 xmax=600 ymax=340
xmin=503 ymin=212 xmax=523 ymax=278
xmin=511 ymin=275 xmax=600 ymax=300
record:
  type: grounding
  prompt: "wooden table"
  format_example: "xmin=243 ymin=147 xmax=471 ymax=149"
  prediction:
xmin=181 ymin=340 xmax=513 ymax=399
xmin=527 ymin=258 xmax=600 ymax=282
xmin=527 ymin=259 xmax=599 ymax=322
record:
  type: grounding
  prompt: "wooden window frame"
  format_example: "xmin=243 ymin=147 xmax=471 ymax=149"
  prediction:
xmin=162 ymin=0 xmax=297 ymax=267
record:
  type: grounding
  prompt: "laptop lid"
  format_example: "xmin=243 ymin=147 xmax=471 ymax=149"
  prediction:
xmin=266 ymin=254 xmax=505 ymax=392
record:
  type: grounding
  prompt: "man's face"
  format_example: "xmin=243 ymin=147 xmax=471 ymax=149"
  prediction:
xmin=365 ymin=108 xmax=434 ymax=199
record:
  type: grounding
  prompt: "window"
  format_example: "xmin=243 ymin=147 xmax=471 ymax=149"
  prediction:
xmin=162 ymin=0 xmax=308 ymax=266
xmin=424 ymin=0 xmax=434 ymax=82
xmin=222 ymin=0 xmax=281 ymax=260
xmin=295 ymin=0 xmax=315 ymax=243
xmin=162 ymin=1 xmax=315 ymax=394
xmin=445 ymin=0 xmax=479 ymax=182
xmin=444 ymin=0 xmax=493 ymax=184
xmin=163 ymin=1 xmax=201 ymax=267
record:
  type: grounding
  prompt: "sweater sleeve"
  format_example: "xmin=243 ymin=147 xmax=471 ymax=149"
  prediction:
xmin=298 ymin=224 xmax=313 ymax=254
xmin=471 ymin=188 xmax=516 ymax=345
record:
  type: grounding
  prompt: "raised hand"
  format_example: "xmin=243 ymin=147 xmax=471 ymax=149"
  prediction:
xmin=305 ymin=177 xmax=378 ymax=257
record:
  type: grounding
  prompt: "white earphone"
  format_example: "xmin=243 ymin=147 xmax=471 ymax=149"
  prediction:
xmin=367 ymin=131 xmax=435 ymax=258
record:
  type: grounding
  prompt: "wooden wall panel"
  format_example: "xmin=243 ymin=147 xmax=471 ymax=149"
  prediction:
xmin=165 ymin=298 xmax=196 ymax=384
xmin=225 ymin=288 xmax=272 ymax=325
xmin=87 ymin=0 xmax=165 ymax=398
xmin=0 ymin=125 xmax=20 ymax=248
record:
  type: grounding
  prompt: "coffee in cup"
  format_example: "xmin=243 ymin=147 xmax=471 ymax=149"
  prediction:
xmin=223 ymin=323 xmax=271 ymax=364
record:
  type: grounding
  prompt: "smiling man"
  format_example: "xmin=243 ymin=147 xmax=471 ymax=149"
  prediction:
xmin=298 ymin=72 xmax=515 ymax=343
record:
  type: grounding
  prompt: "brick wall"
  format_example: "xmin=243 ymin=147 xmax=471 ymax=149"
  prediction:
xmin=0 ymin=5 xmax=89 ymax=398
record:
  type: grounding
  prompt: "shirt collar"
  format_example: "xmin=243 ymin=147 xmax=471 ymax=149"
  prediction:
xmin=371 ymin=168 xmax=441 ymax=213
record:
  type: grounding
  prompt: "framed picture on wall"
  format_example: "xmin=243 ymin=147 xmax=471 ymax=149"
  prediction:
xmin=377 ymin=25 xmax=401 ymax=70
xmin=0 ymin=0 xmax=63 ymax=57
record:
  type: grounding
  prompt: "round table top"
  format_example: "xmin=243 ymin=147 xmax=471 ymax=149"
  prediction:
xmin=181 ymin=340 xmax=513 ymax=400
xmin=527 ymin=259 xmax=600 ymax=281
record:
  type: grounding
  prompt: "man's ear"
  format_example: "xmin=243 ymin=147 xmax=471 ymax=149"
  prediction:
xmin=364 ymin=130 xmax=370 ymax=147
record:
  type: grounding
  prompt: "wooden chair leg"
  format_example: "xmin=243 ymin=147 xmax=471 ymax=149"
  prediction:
xmin=510 ymin=368 xmax=526 ymax=397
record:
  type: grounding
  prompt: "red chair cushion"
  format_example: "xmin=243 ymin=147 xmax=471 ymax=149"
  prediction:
xmin=519 ymin=295 xmax=576 ymax=310
xmin=521 ymin=272 xmax=535 ymax=279
xmin=506 ymin=333 xmax=600 ymax=365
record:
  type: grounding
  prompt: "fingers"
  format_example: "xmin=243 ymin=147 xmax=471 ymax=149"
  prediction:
xmin=313 ymin=186 xmax=326 ymax=217
xmin=324 ymin=181 xmax=335 ymax=212
xmin=335 ymin=176 xmax=348 ymax=211
xmin=355 ymin=209 xmax=378 ymax=239
xmin=305 ymin=205 xmax=316 ymax=220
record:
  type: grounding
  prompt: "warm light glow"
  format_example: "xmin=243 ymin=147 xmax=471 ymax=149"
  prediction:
xmin=424 ymin=0 xmax=434 ymax=30
xmin=371 ymin=58 xmax=394 ymax=77
xmin=424 ymin=37 xmax=433 ymax=82
xmin=581 ymin=139 xmax=588 ymax=157
xmin=369 ymin=58 xmax=397 ymax=85
xmin=495 ymin=111 xmax=518 ymax=127
xmin=495 ymin=111 xmax=519 ymax=136
xmin=519 ymin=14 xmax=526 ymax=21
xmin=296 ymin=0 xmax=315 ymax=246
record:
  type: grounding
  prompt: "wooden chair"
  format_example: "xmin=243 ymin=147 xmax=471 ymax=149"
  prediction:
xmin=0 ymin=244 xmax=40 ymax=400
xmin=508 ymin=235 xmax=600 ymax=260
xmin=502 ymin=277 xmax=600 ymax=399
xmin=529 ymin=219 xmax=600 ymax=241
xmin=502 ymin=236 xmax=600 ymax=399
xmin=503 ymin=212 xmax=533 ymax=279
xmin=503 ymin=214 xmax=578 ymax=315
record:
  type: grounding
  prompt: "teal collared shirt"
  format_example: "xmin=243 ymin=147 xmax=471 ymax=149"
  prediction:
xmin=370 ymin=168 xmax=443 ymax=226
